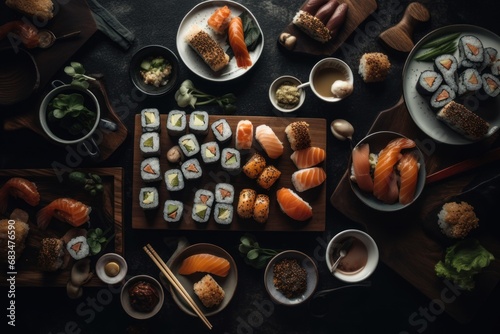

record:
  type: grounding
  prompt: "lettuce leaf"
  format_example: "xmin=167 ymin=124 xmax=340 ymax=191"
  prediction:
xmin=435 ymin=239 xmax=494 ymax=290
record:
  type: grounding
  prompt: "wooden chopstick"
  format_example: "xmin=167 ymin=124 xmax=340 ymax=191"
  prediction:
xmin=143 ymin=244 xmax=213 ymax=330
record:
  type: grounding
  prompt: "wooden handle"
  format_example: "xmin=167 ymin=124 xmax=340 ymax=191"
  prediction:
xmin=396 ymin=2 xmax=430 ymax=40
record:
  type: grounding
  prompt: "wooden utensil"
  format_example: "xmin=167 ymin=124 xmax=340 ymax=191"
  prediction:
xmin=378 ymin=2 xmax=430 ymax=52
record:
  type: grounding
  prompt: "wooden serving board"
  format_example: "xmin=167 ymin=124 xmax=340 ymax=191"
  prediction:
xmin=0 ymin=167 xmax=123 ymax=287
xmin=132 ymin=115 xmax=326 ymax=231
xmin=279 ymin=0 xmax=377 ymax=56
xmin=330 ymin=97 xmax=500 ymax=323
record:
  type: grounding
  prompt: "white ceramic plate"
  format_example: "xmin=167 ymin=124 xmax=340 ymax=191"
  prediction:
xmin=403 ymin=24 xmax=500 ymax=145
xmin=176 ymin=0 xmax=264 ymax=81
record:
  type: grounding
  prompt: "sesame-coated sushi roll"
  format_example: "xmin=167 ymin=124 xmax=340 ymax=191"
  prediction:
xmin=194 ymin=189 xmax=215 ymax=207
xmin=141 ymin=157 xmax=162 ymax=183
xmin=242 ymin=153 xmax=266 ymax=179
xmin=211 ymin=118 xmax=232 ymax=144
xmin=139 ymin=132 xmax=160 ymax=157
xmin=215 ymin=183 xmax=234 ymax=204
xmin=164 ymin=200 xmax=183 ymax=223
xmin=181 ymin=158 xmax=203 ymax=180
xmin=436 ymin=101 xmax=489 ymax=141
xmin=237 ymin=188 xmax=256 ymax=219
xmin=200 ymin=141 xmax=220 ymax=164
xmin=141 ymin=108 xmax=160 ymax=132
xmin=358 ymin=52 xmax=391 ymax=83
xmin=457 ymin=68 xmax=482 ymax=96
xmin=481 ymin=73 xmax=500 ymax=98
xmin=178 ymin=133 xmax=200 ymax=158
xmin=189 ymin=110 xmax=209 ymax=136
xmin=139 ymin=187 xmax=159 ymax=210
xmin=192 ymin=203 xmax=211 ymax=223
xmin=434 ymin=54 xmax=458 ymax=92
xmin=164 ymin=169 xmax=184 ymax=192
xmin=430 ymin=85 xmax=456 ymax=110
xmin=253 ymin=194 xmax=269 ymax=223
xmin=214 ymin=203 xmax=234 ymax=226
xmin=166 ymin=110 xmax=187 ymax=137
xmin=437 ymin=201 xmax=479 ymax=238
xmin=221 ymin=147 xmax=241 ymax=174
xmin=416 ymin=70 xmax=443 ymax=95
xmin=256 ymin=165 xmax=281 ymax=190
xmin=285 ymin=121 xmax=311 ymax=151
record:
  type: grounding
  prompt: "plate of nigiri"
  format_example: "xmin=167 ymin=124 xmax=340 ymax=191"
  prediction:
xmin=176 ymin=0 xmax=264 ymax=81
xmin=349 ymin=131 xmax=426 ymax=211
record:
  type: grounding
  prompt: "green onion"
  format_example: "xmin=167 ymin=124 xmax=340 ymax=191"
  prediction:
xmin=415 ymin=41 xmax=458 ymax=61
xmin=419 ymin=32 xmax=461 ymax=49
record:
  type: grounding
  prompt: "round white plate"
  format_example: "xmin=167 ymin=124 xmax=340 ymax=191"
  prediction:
xmin=176 ymin=0 xmax=264 ymax=82
xmin=403 ymin=24 xmax=500 ymax=145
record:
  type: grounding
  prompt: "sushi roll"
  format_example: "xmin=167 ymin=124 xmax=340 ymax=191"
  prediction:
xmin=141 ymin=108 xmax=160 ymax=132
xmin=235 ymin=120 xmax=253 ymax=150
xmin=434 ymin=54 xmax=458 ymax=92
xmin=430 ymin=85 xmax=456 ymax=110
xmin=437 ymin=201 xmax=479 ymax=239
xmin=221 ymin=147 xmax=241 ymax=174
xmin=139 ymin=187 xmax=159 ymax=209
xmin=436 ymin=101 xmax=489 ymax=141
xmin=256 ymin=165 xmax=281 ymax=190
xmin=194 ymin=189 xmax=215 ymax=207
xmin=166 ymin=110 xmax=187 ymax=136
xmin=237 ymin=188 xmax=256 ymax=219
xmin=458 ymin=35 xmax=484 ymax=68
xmin=285 ymin=121 xmax=311 ymax=151
xmin=211 ymin=118 xmax=232 ymax=144
xmin=141 ymin=157 xmax=162 ymax=183
xmin=200 ymin=141 xmax=220 ymax=164
xmin=193 ymin=274 xmax=225 ymax=308
xmin=38 ymin=238 xmax=64 ymax=272
xmin=164 ymin=169 xmax=184 ymax=192
xmin=192 ymin=203 xmax=211 ymax=223
xmin=481 ymin=73 xmax=500 ymax=98
xmin=457 ymin=68 xmax=482 ymax=96
xmin=253 ymin=194 xmax=269 ymax=224
xmin=416 ymin=70 xmax=443 ymax=95
xmin=66 ymin=235 xmax=90 ymax=260
xmin=214 ymin=203 xmax=234 ymax=226
xmin=178 ymin=133 xmax=200 ymax=158
xmin=255 ymin=124 xmax=284 ymax=159
xmin=163 ymin=200 xmax=183 ymax=223
xmin=491 ymin=59 xmax=500 ymax=76
xmin=358 ymin=52 xmax=391 ymax=83
xmin=189 ymin=110 xmax=209 ymax=136
xmin=215 ymin=183 xmax=234 ymax=204
xmin=479 ymin=47 xmax=497 ymax=72
xmin=139 ymin=132 xmax=160 ymax=157
xmin=181 ymin=158 xmax=203 ymax=180
xmin=242 ymin=153 xmax=266 ymax=179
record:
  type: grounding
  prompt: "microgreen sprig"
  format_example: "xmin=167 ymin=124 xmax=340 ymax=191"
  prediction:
xmin=64 ymin=62 xmax=96 ymax=89
xmin=87 ymin=227 xmax=114 ymax=255
xmin=174 ymin=80 xmax=237 ymax=113
xmin=238 ymin=234 xmax=280 ymax=269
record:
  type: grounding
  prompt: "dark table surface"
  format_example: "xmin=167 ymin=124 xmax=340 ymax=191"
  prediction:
xmin=1 ymin=0 xmax=500 ymax=333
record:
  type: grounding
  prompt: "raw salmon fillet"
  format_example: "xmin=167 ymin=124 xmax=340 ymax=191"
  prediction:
xmin=397 ymin=152 xmax=419 ymax=205
xmin=290 ymin=147 xmax=326 ymax=169
xmin=351 ymin=143 xmax=373 ymax=192
xmin=207 ymin=5 xmax=231 ymax=34
xmin=255 ymin=125 xmax=284 ymax=159
xmin=228 ymin=17 xmax=252 ymax=68
xmin=291 ymin=167 xmax=326 ymax=192
xmin=276 ymin=187 xmax=313 ymax=221
xmin=178 ymin=253 xmax=230 ymax=277
xmin=37 ymin=198 xmax=91 ymax=230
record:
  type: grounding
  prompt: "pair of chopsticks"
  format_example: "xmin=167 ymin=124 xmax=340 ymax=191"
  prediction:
xmin=143 ymin=244 xmax=213 ymax=330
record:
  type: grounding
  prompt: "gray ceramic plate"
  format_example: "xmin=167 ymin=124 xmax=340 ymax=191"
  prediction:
xmin=403 ymin=24 xmax=500 ymax=145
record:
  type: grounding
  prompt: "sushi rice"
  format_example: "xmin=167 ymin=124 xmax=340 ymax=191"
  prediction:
xmin=166 ymin=110 xmax=187 ymax=136
xmin=181 ymin=158 xmax=203 ymax=180
xmin=200 ymin=141 xmax=220 ymax=164
xmin=214 ymin=203 xmax=233 ymax=226
xmin=193 ymin=189 xmax=215 ymax=207
xmin=221 ymin=147 xmax=241 ymax=174
xmin=141 ymin=157 xmax=162 ymax=183
xmin=215 ymin=183 xmax=234 ymax=204
xmin=139 ymin=132 xmax=160 ymax=157
xmin=178 ymin=133 xmax=200 ymax=157
xmin=189 ymin=110 xmax=209 ymax=135
xmin=66 ymin=235 xmax=90 ymax=260
xmin=192 ymin=203 xmax=211 ymax=223
xmin=211 ymin=118 xmax=232 ymax=143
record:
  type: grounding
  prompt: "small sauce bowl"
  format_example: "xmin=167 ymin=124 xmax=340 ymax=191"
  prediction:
xmin=269 ymin=75 xmax=306 ymax=113
xmin=96 ymin=253 xmax=128 ymax=285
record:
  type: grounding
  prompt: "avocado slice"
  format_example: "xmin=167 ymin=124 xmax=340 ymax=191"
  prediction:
xmin=167 ymin=173 xmax=179 ymax=187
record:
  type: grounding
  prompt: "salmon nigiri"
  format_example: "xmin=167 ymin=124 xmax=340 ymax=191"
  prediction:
xmin=351 ymin=143 xmax=374 ymax=192
xmin=37 ymin=198 xmax=91 ymax=230
xmin=228 ymin=17 xmax=252 ymax=69
xmin=291 ymin=167 xmax=327 ymax=192
xmin=207 ymin=5 xmax=231 ymax=34
xmin=178 ymin=253 xmax=230 ymax=277
xmin=255 ymin=124 xmax=284 ymax=159
xmin=290 ymin=147 xmax=326 ymax=169
xmin=0 ymin=177 xmax=40 ymax=213
xmin=235 ymin=120 xmax=253 ymax=150
xmin=276 ymin=187 xmax=313 ymax=221
xmin=398 ymin=151 xmax=419 ymax=205
xmin=373 ymin=138 xmax=415 ymax=202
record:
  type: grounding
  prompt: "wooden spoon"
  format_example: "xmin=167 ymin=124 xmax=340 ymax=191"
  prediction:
xmin=378 ymin=2 xmax=430 ymax=53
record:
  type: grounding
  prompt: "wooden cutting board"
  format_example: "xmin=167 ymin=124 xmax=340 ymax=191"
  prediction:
xmin=132 ymin=115 xmax=327 ymax=231
xmin=279 ymin=0 xmax=377 ymax=56
xmin=330 ymin=97 xmax=500 ymax=323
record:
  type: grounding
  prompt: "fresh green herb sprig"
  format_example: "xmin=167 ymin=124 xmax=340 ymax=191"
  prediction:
xmin=174 ymin=79 xmax=237 ymax=113
xmin=64 ymin=62 xmax=96 ymax=89
xmin=415 ymin=32 xmax=461 ymax=61
xmin=238 ymin=234 xmax=279 ymax=269
xmin=67 ymin=171 xmax=104 ymax=196
xmin=48 ymin=93 xmax=96 ymax=135
xmin=87 ymin=227 xmax=114 ymax=255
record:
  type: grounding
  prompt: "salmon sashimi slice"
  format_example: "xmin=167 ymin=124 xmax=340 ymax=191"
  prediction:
xmin=235 ymin=120 xmax=253 ymax=150
xmin=228 ymin=17 xmax=252 ymax=69
xmin=373 ymin=138 xmax=416 ymax=202
xmin=398 ymin=152 xmax=419 ymax=205
xmin=0 ymin=177 xmax=40 ymax=213
xmin=290 ymin=146 xmax=326 ymax=169
xmin=276 ymin=187 xmax=313 ymax=221
xmin=178 ymin=253 xmax=231 ymax=277
xmin=37 ymin=198 xmax=91 ymax=230
xmin=255 ymin=125 xmax=284 ymax=159
xmin=291 ymin=167 xmax=327 ymax=192
xmin=351 ymin=143 xmax=374 ymax=192
xmin=207 ymin=5 xmax=231 ymax=34
xmin=377 ymin=171 xmax=399 ymax=204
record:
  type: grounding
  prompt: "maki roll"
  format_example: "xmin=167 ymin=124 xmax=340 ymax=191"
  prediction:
xmin=434 ymin=54 xmax=458 ymax=92
xmin=256 ymin=165 xmax=281 ymax=190
xmin=181 ymin=158 xmax=203 ymax=180
xmin=479 ymin=47 xmax=497 ymax=72
xmin=221 ymin=147 xmax=241 ymax=174
xmin=139 ymin=132 xmax=160 ymax=157
xmin=214 ymin=203 xmax=233 ymax=226
xmin=141 ymin=108 xmax=160 ymax=132
xmin=139 ymin=187 xmax=159 ymax=210
xmin=242 ymin=153 xmax=266 ymax=179
xmin=166 ymin=110 xmax=187 ymax=136
xmin=430 ymin=85 xmax=456 ymax=110
xmin=215 ymin=183 xmax=234 ymax=204
xmin=178 ymin=133 xmax=200 ymax=157
xmin=436 ymin=101 xmax=489 ymax=141
xmin=482 ymin=73 xmax=500 ymax=98
xmin=200 ymin=141 xmax=220 ymax=164
xmin=66 ymin=236 xmax=90 ymax=260
xmin=211 ymin=118 xmax=232 ymax=143
xmin=141 ymin=157 xmax=162 ymax=183
xmin=164 ymin=169 xmax=184 ymax=192
xmin=164 ymin=200 xmax=183 ymax=223
xmin=416 ymin=70 xmax=443 ymax=95
xmin=458 ymin=35 xmax=484 ymax=68
xmin=189 ymin=110 xmax=209 ymax=136
xmin=194 ymin=189 xmax=215 ymax=207
xmin=457 ymin=68 xmax=482 ymax=96
xmin=192 ymin=203 xmax=211 ymax=223
xmin=491 ymin=59 xmax=500 ymax=76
